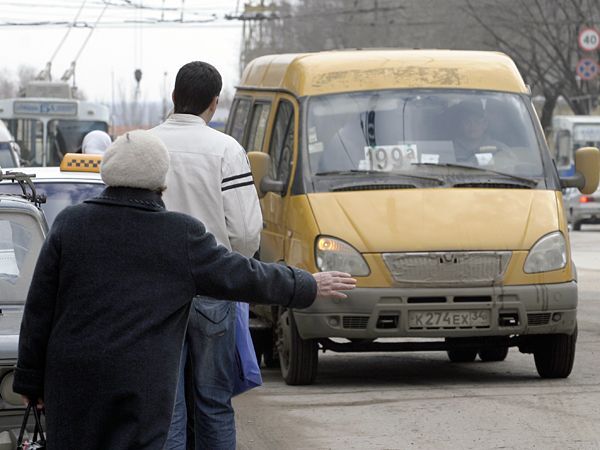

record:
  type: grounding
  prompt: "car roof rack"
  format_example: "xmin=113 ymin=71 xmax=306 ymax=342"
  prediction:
xmin=0 ymin=170 xmax=46 ymax=207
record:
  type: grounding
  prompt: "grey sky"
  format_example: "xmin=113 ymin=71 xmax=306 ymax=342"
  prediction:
xmin=0 ymin=0 xmax=243 ymax=103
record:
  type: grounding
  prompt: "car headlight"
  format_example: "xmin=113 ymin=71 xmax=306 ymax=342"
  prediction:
xmin=315 ymin=236 xmax=370 ymax=276
xmin=524 ymin=232 xmax=567 ymax=274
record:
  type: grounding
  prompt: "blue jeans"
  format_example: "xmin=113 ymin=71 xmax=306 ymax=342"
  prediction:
xmin=166 ymin=297 xmax=237 ymax=450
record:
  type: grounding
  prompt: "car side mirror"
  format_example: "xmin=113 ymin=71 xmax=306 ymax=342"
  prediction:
xmin=247 ymin=151 xmax=285 ymax=198
xmin=560 ymin=147 xmax=600 ymax=194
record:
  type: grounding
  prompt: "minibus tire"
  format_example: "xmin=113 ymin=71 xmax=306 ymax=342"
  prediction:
xmin=479 ymin=346 xmax=509 ymax=362
xmin=277 ymin=309 xmax=318 ymax=385
xmin=250 ymin=328 xmax=264 ymax=366
xmin=263 ymin=329 xmax=280 ymax=368
xmin=572 ymin=221 xmax=582 ymax=231
xmin=533 ymin=325 xmax=577 ymax=379
xmin=447 ymin=349 xmax=478 ymax=363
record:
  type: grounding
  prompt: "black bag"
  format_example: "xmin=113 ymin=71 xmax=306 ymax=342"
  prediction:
xmin=16 ymin=401 xmax=46 ymax=450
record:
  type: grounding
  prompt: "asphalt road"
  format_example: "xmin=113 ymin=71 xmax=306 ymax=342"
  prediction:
xmin=234 ymin=227 xmax=600 ymax=450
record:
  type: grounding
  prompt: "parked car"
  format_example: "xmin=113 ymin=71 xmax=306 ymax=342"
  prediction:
xmin=564 ymin=186 xmax=600 ymax=230
xmin=0 ymin=171 xmax=47 ymax=438
xmin=0 ymin=155 xmax=103 ymax=444
xmin=0 ymin=154 xmax=104 ymax=227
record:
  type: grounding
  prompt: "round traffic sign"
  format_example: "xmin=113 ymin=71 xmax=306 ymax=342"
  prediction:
xmin=576 ymin=58 xmax=599 ymax=80
xmin=578 ymin=27 xmax=600 ymax=52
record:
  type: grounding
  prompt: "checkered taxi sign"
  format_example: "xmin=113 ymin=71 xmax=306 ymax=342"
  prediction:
xmin=60 ymin=153 xmax=102 ymax=173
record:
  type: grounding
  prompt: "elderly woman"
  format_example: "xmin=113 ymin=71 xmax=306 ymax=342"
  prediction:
xmin=13 ymin=130 xmax=355 ymax=450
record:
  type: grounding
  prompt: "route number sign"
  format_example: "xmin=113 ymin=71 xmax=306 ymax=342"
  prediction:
xmin=578 ymin=27 xmax=600 ymax=52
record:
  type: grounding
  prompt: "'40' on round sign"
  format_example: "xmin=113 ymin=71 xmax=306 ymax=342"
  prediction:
xmin=576 ymin=58 xmax=599 ymax=80
xmin=579 ymin=27 xmax=600 ymax=52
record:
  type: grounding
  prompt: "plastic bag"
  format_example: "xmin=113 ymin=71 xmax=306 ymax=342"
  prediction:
xmin=233 ymin=302 xmax=263 ymax=396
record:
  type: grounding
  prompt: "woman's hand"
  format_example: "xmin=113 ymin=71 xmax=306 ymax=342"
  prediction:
xmin=21 ymin=395 xmax=44 ymax=409
xmin=312 ymin=271 xmax=356 ymax=299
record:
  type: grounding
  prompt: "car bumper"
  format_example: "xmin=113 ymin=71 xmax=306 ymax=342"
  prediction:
xmin=571 ymin=205 xmax=600 ymax=223
xmin=294 ymin=281 xmax=577 ymax=339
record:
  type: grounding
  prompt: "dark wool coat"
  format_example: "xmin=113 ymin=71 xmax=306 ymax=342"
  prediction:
xmin=13 ymin=187 xmax=317 ymax=450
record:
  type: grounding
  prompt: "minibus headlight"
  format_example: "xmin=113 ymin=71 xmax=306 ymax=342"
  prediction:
xmin=315 ymin=236 xmax=370 ymax=276
xmin=524 ymin=232 xmax=567 ymax=274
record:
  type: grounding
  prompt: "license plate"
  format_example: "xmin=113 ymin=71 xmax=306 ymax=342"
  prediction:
xmin=408 ymin=310 xmax=490 ymax=328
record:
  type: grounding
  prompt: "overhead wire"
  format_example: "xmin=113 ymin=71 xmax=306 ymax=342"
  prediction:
xmin=0 ymin=1 xmax=413 ymax=28
xmin=49 ymin=0 xmax=87 ymax=62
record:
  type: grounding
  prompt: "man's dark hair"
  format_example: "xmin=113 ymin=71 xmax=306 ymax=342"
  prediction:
xmin=173 ymin=61 xmax=222 ymax=116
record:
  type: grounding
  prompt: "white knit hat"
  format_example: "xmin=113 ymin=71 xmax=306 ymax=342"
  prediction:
xmin=101 ymin=130 xmax=170 ymax=191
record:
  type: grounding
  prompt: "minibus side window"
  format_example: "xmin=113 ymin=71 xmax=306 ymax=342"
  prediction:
xmin=268 ymin=101 xmax=294 ymax=189
xmin=246 ymin=102 xmax=272 ymax=152
xmin=229 ymin=98 xmax=252 ymax=146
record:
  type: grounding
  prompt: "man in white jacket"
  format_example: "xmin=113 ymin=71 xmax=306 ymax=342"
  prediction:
xmin=151 ymin=61 xmax=262 ymax=450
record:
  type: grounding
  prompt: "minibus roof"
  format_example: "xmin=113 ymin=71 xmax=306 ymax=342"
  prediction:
xmin=238 ymin=49 xmax=529 ymax=97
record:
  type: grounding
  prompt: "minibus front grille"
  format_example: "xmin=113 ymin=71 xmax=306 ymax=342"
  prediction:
xmin=527 ymin=313 xmax=551 ymax=326
xmin=342 ymin=316 xmax=369 ymax=329
xmin=332 ymin=184 xmax=416 ymax=192
xmin=382 ymin=251 xmax=511 ymax=286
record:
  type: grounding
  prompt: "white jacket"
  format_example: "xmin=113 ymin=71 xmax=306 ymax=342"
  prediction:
xmin=151 ymin=114 xmax=262 ymax=257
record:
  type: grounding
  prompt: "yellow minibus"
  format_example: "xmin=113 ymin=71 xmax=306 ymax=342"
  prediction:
xmin=226 ymin=50 xmax=600 ymax=385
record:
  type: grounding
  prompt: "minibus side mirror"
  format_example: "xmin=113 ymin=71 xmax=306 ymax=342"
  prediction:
xmin=247 ymin=151 xmax=285 ymax=198
xmin=559 ymin=147 xmax=600 ymax=194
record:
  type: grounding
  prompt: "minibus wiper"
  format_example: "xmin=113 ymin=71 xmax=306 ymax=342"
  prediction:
xmin=314 ymin=170 xmax=444 ymax=184
xmin=411 ymin=163 xmax=538 ymax=187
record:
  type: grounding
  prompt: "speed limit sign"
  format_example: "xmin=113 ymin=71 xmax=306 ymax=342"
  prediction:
xmin=579 ymin=27 xmax=600 ymax=52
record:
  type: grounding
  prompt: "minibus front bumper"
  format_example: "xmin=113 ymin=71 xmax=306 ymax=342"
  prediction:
xmin=294 ymin=281 xmax=577 ymax=339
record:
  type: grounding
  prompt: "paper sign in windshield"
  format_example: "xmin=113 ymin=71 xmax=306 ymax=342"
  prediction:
xmin=363 ymin=144 xmax=418 ymax=171
xmin=0 ymin=250 xmax=19 ymax=277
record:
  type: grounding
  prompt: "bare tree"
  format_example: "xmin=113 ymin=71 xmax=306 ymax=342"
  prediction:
xmin=240 ymin=0 xmax=488 ymax=70
xmin=0 ymin=65 xmax=36 ymax=98
xmin=465 ymin=0 xmax=600 ymax=130
xmin=0 ymin=70 xmax=17 ymax=98
xmin=17 ymin=65 xmax=36 ymax=93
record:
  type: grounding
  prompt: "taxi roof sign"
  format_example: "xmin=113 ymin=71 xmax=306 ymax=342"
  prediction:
xmin=60 ymin=153 xmax=102 ymax=173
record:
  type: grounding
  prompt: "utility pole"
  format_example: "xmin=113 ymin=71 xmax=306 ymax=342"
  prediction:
xmin=229 ymin=1 xmax=277 ymax=73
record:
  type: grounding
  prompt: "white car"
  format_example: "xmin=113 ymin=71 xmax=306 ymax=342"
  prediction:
xmin=0 ymin=172 xmax=47 ymax=437
xmin=0 ymin=162 xmax=104 ymax=227
xmin=0 ymin=157 xmax=104 ymax=441
xmin=564 ymin=186 xmax=600 ymax=231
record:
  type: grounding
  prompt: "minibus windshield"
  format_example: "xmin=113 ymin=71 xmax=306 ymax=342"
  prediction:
xmin=306 ymin=90 xmax=544 ymax=185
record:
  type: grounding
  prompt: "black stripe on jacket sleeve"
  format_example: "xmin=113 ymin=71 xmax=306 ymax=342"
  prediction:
xmin=222 ymin=180 xmax=255 ymax=192
xmin=222 ymin=171 xmax=252 ymax=183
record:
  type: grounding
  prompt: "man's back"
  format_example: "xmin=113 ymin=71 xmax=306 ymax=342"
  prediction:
xmin=151 ymin=113 xmax=261 ymax=256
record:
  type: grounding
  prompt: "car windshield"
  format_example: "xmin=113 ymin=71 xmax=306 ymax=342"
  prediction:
xmin=0 ymin=213 xmax=44 ymax=303
xmin=0 ymin=182 xmax=105 ymax=226
xmin=306 ymin=90 xmax=544 ymax=185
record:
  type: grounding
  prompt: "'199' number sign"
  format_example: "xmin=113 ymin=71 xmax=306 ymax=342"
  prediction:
xmin=363 ymin=145 xmax=418 ymax=171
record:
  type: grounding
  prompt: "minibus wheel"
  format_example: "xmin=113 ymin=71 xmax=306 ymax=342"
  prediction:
xmin=447 ymin=349 xmax=478 ymax=362
xmin=263 ymin=330 xmax=280 ymax=368
xmin=276 ymin=308 xmax=318 ymax=385
xmin=533 ymin=325 xmax=577 ymax=378
xmin=446 ymin=337 xmax=478 ymax=362
xmin=479 ymin=346 xmax=509 ymax=362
